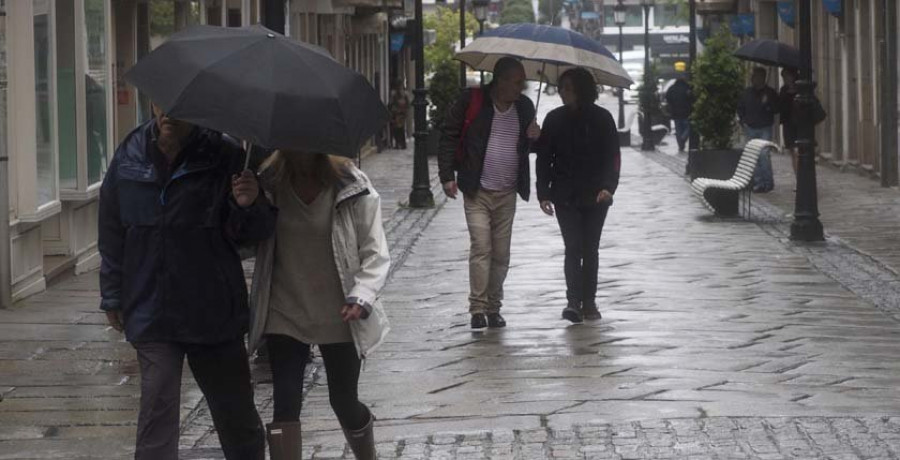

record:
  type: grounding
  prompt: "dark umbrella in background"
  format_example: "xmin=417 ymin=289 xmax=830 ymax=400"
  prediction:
xmin=734 ymin=39 xmax=801 ymax=69
xmin=125 ymin=25 xmax=389 ymax=163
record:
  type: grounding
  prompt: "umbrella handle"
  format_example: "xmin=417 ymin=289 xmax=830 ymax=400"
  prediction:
xmin=534 ymin=62 xmax=546 ymax=118
xmin=243 ymin=142 xmax=253 ymax=171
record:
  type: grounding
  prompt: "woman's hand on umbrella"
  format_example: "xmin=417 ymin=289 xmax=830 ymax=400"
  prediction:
xmin=232 ymin=170 xmax=260 ymax=208
xmin=341 ymin=303 xmax=365 ymax=322
xmin=540 ymin=200 xmax=554 ymax=216
xmin=527 ymin=121 xmax=541 ymax=141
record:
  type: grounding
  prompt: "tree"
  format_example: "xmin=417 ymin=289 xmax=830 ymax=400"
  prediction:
xmin=149 ymin=0 xmax=175 ymax=38
xmin=424 ymin=6 xmax=479 ymax=74
xmin=538 ymin=0 xmax=562 ymax=25
xmin=500 ymin=0 xmax=536 ymax=25
xmin=690 ymin=28 xmax=744 ymax=150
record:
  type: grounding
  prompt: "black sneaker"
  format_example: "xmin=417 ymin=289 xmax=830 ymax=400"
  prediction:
xmin=562 ymin=306 xmax=584 ymax=324
xmin=471 ymin=313 xmax=488 ymax=330
xmin=582 ymin=304 xmax=602 ymax=321
xmin=487 ymin=313 xmax=506 ymax=328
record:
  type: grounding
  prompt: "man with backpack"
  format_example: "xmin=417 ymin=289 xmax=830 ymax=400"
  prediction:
xmin=438 ymin=57 xmax=541 ymax=330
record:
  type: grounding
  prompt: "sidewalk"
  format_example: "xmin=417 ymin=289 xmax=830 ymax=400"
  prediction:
xmin=0 ymin=146 xmax=444 ymax=460
xmin=237 ymin=148 xmax=900 ymax=459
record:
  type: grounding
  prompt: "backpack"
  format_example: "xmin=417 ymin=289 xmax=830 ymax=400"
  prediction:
xmin=454 ymin=88 xmax=485 ymax=167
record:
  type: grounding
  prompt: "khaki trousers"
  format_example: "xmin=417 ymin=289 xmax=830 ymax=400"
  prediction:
xmin=463 ymin=189 xmax=517 ymax=314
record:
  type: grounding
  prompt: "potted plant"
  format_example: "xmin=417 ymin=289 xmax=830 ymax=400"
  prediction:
xmin=688 ymin=27 xmax=745 ymax=215
xmin=637 ymin=62 xmax=668 ymax=147
xmin=427 ymin=60 xmax=462 ymax=156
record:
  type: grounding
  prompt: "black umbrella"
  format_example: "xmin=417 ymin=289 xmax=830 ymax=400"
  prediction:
xmin=125 ymin=25 xmax=389 ymax=159
xmin=734 ymin=39 xmax=801 ymax=69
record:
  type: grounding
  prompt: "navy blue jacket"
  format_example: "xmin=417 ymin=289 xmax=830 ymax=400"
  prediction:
xmin=98 ymin=120 xmax=277 ymax=344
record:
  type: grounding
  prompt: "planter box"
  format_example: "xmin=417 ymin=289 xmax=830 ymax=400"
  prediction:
xmin=427 ymin=128 xmax=441 ymax=157
xmin=688 ymin=148 xmax=742 ymax=216
xmin=618 ymin=129 xmax=631 ymax=147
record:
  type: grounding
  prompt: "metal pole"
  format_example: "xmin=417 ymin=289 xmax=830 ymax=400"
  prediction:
xmin=0 ymin=150 xmax=10 ymax=309
xmin=617 ymin=23 xmax=625 ymax=129
xmin=640 ymin=3 xmax=653 ymax=151
xmin=478 ymin=20 xmax=485 ymax=86
xmin=409 ymin=0 xmax=435 ymax=208
xmin=881 ymin=0 xmax=898 ymax=187
xmin=688 ymin=0 xmax=699 ymax=151
xmin=790 ymin=0 xmax=824 ymax=241
xmin=460 ymin=0 xmax=467 ymax=88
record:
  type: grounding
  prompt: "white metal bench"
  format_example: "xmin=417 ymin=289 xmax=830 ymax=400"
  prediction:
xmin=618 ymin=112 xmax=670 ymax=147
xmin=690 ymin=139 xmax=779 ymax=217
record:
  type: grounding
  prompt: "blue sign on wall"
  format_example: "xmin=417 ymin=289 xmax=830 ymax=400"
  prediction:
xmin=730 ymin=13 xmax=755 ymax=37
xmin=390 ymin=33 xmax=405 ymax=53
xmin=778 ymin=1 xmax=796 ymax=28
xmin=822 ymin=0 xmax=842 ymax=16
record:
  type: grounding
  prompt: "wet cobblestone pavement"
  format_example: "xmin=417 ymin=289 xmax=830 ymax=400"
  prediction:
xmin=6 ymin=93 xmax=900 ymax=458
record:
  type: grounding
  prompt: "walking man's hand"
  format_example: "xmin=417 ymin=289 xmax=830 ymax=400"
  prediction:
xmin=527 ymin=120 xmax=541 ymax=141
xmin=540 ymin=200 xmax=554 ymax=216
xmin=596 ymin=190 xmax=613 ymax=205
xmin=443 ymin=181 xmax=459 ymax=199
xmin=106 ymin=311 xmax=124 ymax=332
xmin=232 ymin=170 xmax=260 ymax=208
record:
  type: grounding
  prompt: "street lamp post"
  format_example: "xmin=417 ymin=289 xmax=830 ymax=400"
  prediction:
xmin=614 ymin=1 xmax=626 ymax=129
xmin=409 ymin=0 xmax=435 ymax=208
xmin=688 ymin=0 xmax=699 ymax=152
xmin=472 ymin=0 xmax=489 ymax=86
xmin=640 ymin=0 xmax=653 ymax=151
xmin=790 ymin=0 xmax=823 ymax=241
xmin=460 ymin=0 xmax=468 ymax=87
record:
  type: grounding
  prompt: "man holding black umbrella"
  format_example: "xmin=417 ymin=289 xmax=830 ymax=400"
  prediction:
xmin=99 ymin=105 xmax=277 ymax=460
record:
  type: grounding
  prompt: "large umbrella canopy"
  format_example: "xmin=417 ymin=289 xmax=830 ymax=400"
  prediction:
xmin=734 ymin=39 xmax=801 ymax=69
xmin=455 ymin=23 xmax=633 ymax=88
xmin=125 ymin=25 xmax=389 ymax=157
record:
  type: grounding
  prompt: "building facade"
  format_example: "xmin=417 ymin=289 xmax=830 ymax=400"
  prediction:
xmin=0 ymin=0 xmax=396 ymax=302
xmin=747 ymin=0 xmax=898 ymax=183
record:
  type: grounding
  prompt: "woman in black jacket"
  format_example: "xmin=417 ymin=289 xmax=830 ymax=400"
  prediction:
xmin=536 ymin=67 xmax=621 ymax=324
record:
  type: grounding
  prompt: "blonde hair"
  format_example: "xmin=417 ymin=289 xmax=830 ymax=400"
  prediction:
xmin=259 ymin=150 xmax=351 ymax=187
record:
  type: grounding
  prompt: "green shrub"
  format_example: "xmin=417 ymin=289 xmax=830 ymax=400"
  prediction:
xmin=690 ymin=28 xmax=745 ymax=150
xmin=429 ymin=60 xmax=462 ymax=129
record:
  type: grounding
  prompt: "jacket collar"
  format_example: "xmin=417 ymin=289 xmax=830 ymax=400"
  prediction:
xmin=118 ymin=120 xmax=224 ymax=182
xmin=334 ymin=163 xmax=371 ymax=206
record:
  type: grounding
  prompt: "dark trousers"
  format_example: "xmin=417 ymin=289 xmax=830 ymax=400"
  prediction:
xmin=391 ymin=127 xmax=407 ymax=150
xmin=132 ymin=339 xmax=264 ymax=460
xmin=674 ymin=118 xmax=691 ymax=151
xmin=266 ymin=334 xmax=368 ymax=430
xmin=555 ymin=203 xmax=610 ymax=308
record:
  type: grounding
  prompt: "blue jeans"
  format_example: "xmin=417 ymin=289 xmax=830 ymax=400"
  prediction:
xmin=744 ymin=125 xmax=774 ymax=191
xmin=674 ymin=118 xmax=690 ymax=151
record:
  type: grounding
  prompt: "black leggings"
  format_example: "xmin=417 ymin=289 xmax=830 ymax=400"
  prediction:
xmin=266 ymin=334 xmax=368 ymax=430
xmin=555 ymin=203 xmax=610 ymax=307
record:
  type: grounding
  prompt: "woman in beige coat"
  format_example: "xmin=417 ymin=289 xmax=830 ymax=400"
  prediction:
xmin=249 ymin=151 xmax=390 ymax=460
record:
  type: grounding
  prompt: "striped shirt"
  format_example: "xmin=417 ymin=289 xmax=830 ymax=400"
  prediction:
xmin=480 ymin=103 xmax=521 ymax=191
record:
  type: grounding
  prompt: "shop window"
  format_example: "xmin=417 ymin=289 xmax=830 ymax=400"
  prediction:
xmin=603 ymin=5 xmax=643 ymax=28
xmin=0 ymin=0 xmax=8 ymax=213
xmin=84 ymin=0 xmax=109 ymax=185
xmin=34 ymin=0 xmax=57 ymax=207
xmin=654 ymin=4 xmax=686 ymax=28
xmin=56 ymin=0 xmax=77 ymax=190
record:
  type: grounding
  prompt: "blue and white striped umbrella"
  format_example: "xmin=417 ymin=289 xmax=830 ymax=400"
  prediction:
xmin=456 ymin=23 xmax=634 ymax=88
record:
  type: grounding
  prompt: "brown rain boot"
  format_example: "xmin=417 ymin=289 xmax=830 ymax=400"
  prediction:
xmin=342 ymin=409 xmax=376 ymax=460
xmin=266 ymin=422 xmax=302 ymax=460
